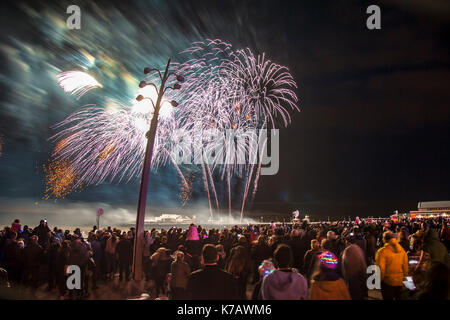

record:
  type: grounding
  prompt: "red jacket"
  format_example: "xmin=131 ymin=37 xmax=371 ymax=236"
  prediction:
xmin=10 ymin=222 xmax=21 ymax=233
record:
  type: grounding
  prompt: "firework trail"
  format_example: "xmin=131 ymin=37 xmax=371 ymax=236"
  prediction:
xmin=173 ymin=40 xmax=299 ymax=219
xmin=49 ymin=65 xmax=184 ymax=198
xmin=179 ymin=172 xmax=194 ymax=206
xmin=205 ymin=159 xmax=220 ymax=214
xmin=57 ymin=71 xmax=102 ymax=99
xmin=49 ymin=39 xmax=299 ymax=217
xmin=201 ymin=159 xmax=213 ymax=219
xmin=167 ymin=150 xmax=190 ymax=191
xmin=49 ymin=101 xmax=175 ymax=189
xmin=248 ymin=129 xmax=268 ymax=217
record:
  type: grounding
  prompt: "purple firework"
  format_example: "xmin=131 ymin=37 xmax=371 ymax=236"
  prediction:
xmin=49 ymin=39 xmax=300 ymax=219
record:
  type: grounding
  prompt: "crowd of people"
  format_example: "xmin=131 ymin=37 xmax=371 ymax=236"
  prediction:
xmin=0 ymin=216 xmax=449 ymax=300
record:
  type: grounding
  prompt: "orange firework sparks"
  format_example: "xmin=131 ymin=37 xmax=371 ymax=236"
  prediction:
xmin=97 ymin=143 xmax=116 ymax=162
xmin=235 ymin=103 xmax=240 ymax=113
xmin=54 ymin=136 xmax=70 ymax=154
xmin=180 ymin=172 xmax=195 ymax=206
xmin=43 ymin=159 xmax=82 ymax=200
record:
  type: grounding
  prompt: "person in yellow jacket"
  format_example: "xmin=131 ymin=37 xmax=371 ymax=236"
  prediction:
xmin=310 ymin=251 xmax=351 ymax=300
xmin=375 ymin=231 xmax=408 ymax=300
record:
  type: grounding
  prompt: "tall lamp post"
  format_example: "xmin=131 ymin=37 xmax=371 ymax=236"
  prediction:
xmin=132 ymin=58 xmax=183 ymax=281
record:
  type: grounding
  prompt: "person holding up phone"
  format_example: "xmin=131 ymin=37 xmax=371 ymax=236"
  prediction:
xmin=407 ymin=235 xmax=431 ymax=289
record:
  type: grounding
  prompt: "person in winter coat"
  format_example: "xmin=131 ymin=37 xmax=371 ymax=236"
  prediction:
xmin=261 ymin=244 xmax=308 ymax=300
xmin=423 ymin=228 xmax=449 ymax=265
xmin=47 ymin=238 xmax=61 ymax=290
xmin=116 ymin=234 xmax=132 ymax=281
xmin=269 ymin=229 xmax=288 ymax=254
xmin=170 ymin=250 xmax=191 ymax=299
xmin=375 ymin=231 xmax=408 ymax=300
xmin=407 ymin=235 xmax=431 ymax=290
xmin=150 ymin=247 xmax=172 ymax=296
xmin=105 ymin=233 xmax=118 ymax=278
xmin=2 ymin=232 xmax=20 ymax=283
xmin=398 ymin=227 xmax=410 ymax=253
xmin=363 ymin=227 xmax=377 ymax=265
xmin=32 ymin=220 xmax=51 ymax=249
xmin=10 ymin=219 xmax=21 ymax=234
xmin=419 ymin=261 xmax=450 ymax=300
xmin=251 ymin=259 xmax=275 ymax=300
xmin=21 ymin=225 xmax=31 ymax=242
xmin=185 ymin=224 xmax=202 ymax=271
xmin=56 ymin=241 xmax=71 ymax=299
xmin=310 ymin=251 xmax=351 ymax=300
xmin=341 ymin=242 xmax=368 ymax=300
xmin=251 ymin=235 xmax=272 ymax=278
xmin=90 ymin=234 xmax=102 ymax=288
xmin=215 ymin=244 xmax=226 ymax=270
xmin=186 ymin=244 xmax=240 ymax=300
xmin=68 ymin=238 xmax=89 ymax=298
xmin=288 ymin=229 xmax=305 ymax=270
xmin=226 ymin=245 xmax=251 ymax=299
xmin=303 ymin=239 xmax=321 ymax=281
xmin=440 ymin=222 xmax=450 ymax=251
xmin=23 ymin=235 xmax=43 ymax=289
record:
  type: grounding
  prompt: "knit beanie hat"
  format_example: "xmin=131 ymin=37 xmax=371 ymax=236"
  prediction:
xmin=318 ymin=251 xmax=338 ymax=269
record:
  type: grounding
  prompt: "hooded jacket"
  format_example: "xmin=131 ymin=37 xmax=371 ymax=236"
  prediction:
xmin=261 ymin=269 xmax=308 ymax=300
xmin=310 ymin=278 xmax=351 ymax=300
xmin=423 ymin=229 xmax=449 ymax=265
xmin=375 ymin=238 xmax=408 ymax=286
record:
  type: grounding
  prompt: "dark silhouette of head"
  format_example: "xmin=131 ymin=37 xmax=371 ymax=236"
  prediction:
xmin=273 ymin=244 xmax=293 ymax=269
xmin=202 ymin=244 xmax=218 ymax=264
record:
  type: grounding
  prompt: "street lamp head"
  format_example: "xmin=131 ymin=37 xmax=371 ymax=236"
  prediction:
xmin=176 ymin=75 xmax=185 ymax=83
xmin=139 ymin=81 xmax=147 ymax=88
xmin=173 ymin=83 xmax=181 ymax=90
xmin=171 ymin=100 xmax=179 ymax=107
xmin=136 ymin=95 xmax=144 ymax=101
xmin=144 ymin=67 xmax=151 ymax=74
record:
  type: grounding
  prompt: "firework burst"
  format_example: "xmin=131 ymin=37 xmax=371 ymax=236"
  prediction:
xmin=171 ymin=40 xmax=299 ymax=219
xmin=43 ymin=159 xmax=82 ymax=200
xmin=49 ymin=39 xmax=299 ymax=220
xmin=50 ymin=101 xmax=175 ymax=188
xmin=57 ymin=71 xmax=102 ymax=99
xmin=222 ymin=49 xmax=299 ymax=128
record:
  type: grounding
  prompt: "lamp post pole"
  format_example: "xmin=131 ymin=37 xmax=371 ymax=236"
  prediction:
xmin=132 ymin=58 xmax=177 ymax=281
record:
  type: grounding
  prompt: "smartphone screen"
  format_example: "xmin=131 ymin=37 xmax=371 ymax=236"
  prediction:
xmin=403 ymin=277 xmax=416 ymax=291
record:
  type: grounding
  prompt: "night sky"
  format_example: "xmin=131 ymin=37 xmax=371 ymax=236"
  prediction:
xmin=0 ymin=0 xmax=449 ymax=225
